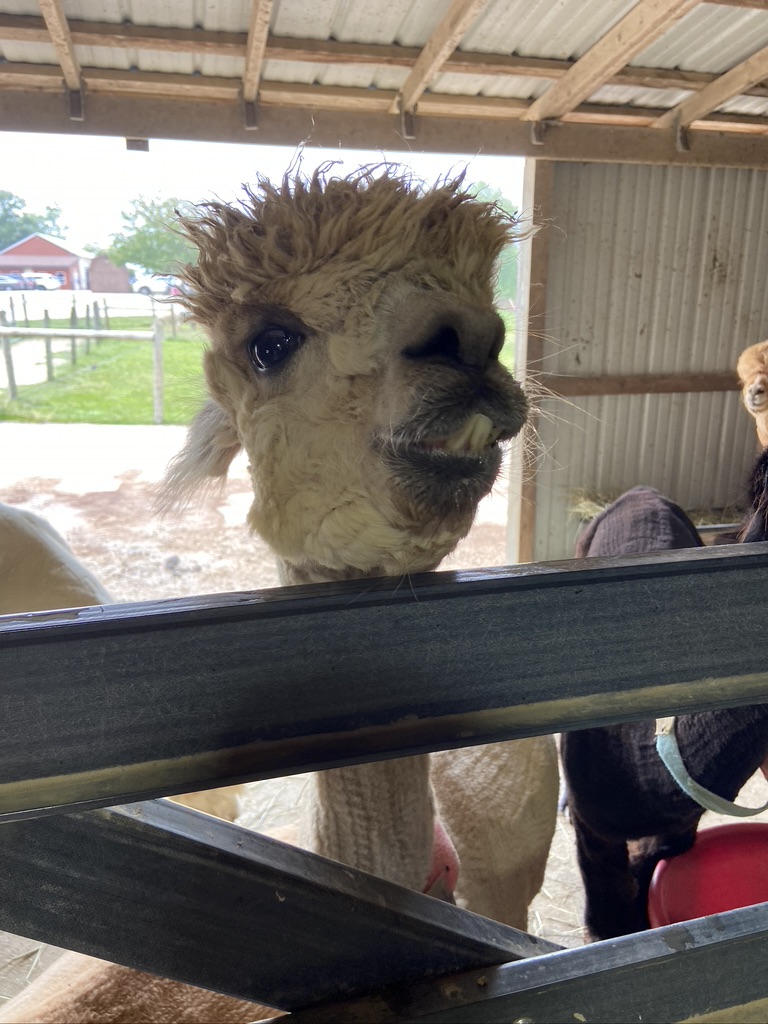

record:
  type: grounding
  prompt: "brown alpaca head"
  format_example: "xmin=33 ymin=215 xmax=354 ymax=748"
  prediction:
xmin=163 ymin=168 xmax=528 ymax=580
xmin=737 ymin=340 xmax=768 ymax=448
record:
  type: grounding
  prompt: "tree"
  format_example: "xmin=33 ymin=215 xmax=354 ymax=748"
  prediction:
xmin=0 ymin=191 xmax=65 ymax=251
xmin=467 ymin=182 xmax=519 ymax=307
xmin=106 ymin=195 xmax=196 ymax=275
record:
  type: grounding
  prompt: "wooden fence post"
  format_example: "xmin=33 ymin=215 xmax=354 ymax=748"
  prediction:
xmin=70 ymin=306 xmax=79 ymax=365
xmin=1 ymin=333 xmax=17 ymax=401
xmin=90 ymin=303 xmax=101 ymax=354
xmin=153 ymin=320 xmax=164 ymax=425
xmin=8 ymin=297 xmax=15 ymax=326
xmin=102 ymin=300 xmax=110 ymax=331
xmin=43 ymin=310 xmax=53 ymax=381
xmin=21 ymin=293 xmax=29 ymax=328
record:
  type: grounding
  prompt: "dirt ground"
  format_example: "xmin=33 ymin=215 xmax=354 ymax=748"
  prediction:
xmin=1 ymin=422 xmax=766 ymax=1013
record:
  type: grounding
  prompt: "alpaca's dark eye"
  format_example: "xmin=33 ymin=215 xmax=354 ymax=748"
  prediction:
xmin=248 ymin=327 xmax=304 ymax=371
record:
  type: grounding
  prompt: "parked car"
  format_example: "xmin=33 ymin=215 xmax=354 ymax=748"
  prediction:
xmin=7 ymin=273 xmax=36 ymax=289
xmin=23 ymin=272 xmax=63 ymax=291
xmin=130 ymin=272 xmax=172 ymax=296
xmin=129 ymin=272 xmax=191 ymax=297
xmin=0 ymin=274 xmax=26 ymax=291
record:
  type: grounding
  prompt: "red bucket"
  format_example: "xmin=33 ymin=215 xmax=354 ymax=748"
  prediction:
xmin=648 ymin=823 xmax=768 ymax=927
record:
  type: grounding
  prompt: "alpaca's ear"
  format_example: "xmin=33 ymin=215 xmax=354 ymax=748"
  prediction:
xmin=157 ymin=400 xmax=242 ymax=514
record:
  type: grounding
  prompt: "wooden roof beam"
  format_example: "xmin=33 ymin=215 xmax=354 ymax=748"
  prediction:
xmin=3 ymin=62 xmax=768 ymax=134
xmin=521 ymin=0 xmax=701 ymax=123
xmin=37 ymin=0 xmax=83 ymax=117
xmin=653 ymin=41 xmax=768 ymax=129
xmin=242 ymin=0 xmax=273 ymax=118
xmin=393 ymin=0 xmax=491 ymax=116
xmin=5 ymin=16 xmax=768 ymax=101
xmin=711 ymin=0 xmax=768 ymax=9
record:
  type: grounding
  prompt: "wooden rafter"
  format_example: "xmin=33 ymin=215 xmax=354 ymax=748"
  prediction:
xmin=712 ymin=0 xmax=768 ymax=8
xmin=653 ymin=41 xmax=768 ymax=128
xmin=394 ymin=0 xmax=490 ymax=115
xmin=3 ymin=15 xmax=768 ymax=101
xmin=521 ymin=0 xmax=702 ymax=123
xmin=36 ymin=0 xmax=81 ymax=93
xmin=242 ymin=0 xmax=273 ymax=105
xmin=3 ymin=62 xmax=768 ymax=135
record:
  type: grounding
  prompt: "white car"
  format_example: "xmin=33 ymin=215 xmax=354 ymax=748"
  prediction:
xmin=130 ymin=272 xmax=174 ymax=296
xmin=23 ymin=272 xmax=63 ymax=291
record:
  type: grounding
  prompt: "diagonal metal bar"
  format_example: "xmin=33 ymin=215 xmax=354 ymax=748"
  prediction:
xmin=2 ymin=546 xmax=768 ymax=822
xmin=0 ymin=799 xmax=559 ymax=1010
xmin=286 ymin=903 xmax=768 ymax=1022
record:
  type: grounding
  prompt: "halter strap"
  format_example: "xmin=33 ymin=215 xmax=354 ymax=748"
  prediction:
xmin=655 ymin=716 xmax=768 ymax=817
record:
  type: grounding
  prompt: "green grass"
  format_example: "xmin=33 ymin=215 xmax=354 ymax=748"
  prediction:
xmin=0 ymin=318 xmax=207 ymax=425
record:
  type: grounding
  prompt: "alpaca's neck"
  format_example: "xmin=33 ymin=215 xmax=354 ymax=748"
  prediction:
xmin=299 ymin=757 xmax=435 ymax=889
xmin=677 ymin=705 xmax=768 ymax=798
xmin=280 ymin=555 xmax=440 ymax=889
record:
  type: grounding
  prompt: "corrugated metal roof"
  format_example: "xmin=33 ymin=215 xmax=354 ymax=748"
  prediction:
xmin=634 ymin=4 xmax=768 ymax=74
xmin=462 ymin=0 xmax=637 ymax=61
xmin=588 ymin=84 xmax=692 ymax=110
xmin=527 ymin=162 xmax=768 ymax=560
xmin=4 ymin=0 xmax=768 ymax=143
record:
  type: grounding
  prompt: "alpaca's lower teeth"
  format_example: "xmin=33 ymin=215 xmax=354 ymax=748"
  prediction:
xmin=442 ymin=413 xmax=497 ymax=453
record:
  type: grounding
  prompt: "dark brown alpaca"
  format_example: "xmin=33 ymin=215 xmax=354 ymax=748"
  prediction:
xmin=562 ymin=481 xmax=768 ymax=941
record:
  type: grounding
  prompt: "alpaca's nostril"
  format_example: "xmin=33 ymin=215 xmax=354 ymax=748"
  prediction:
xmin=404 ymin=325 xmax=462 ymax=365
xmin=403 ymin=319 xmax=504 ymax=370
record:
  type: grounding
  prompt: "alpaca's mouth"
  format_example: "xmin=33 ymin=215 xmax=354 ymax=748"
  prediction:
xmin=747 ymin=386 xmax=768 ymax=412
xmin=378 ymin=412 xmax=510 ymax=478
xmin=421 ymin=413 xmax=503 ymax=454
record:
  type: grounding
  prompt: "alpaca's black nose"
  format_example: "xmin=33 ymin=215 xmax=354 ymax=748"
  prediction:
xmin=403 ymin=309 xmax=505 ymax=370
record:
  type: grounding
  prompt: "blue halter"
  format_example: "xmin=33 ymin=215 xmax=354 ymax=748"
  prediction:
xmin=656 ymin=716 xmax=768 ymax=817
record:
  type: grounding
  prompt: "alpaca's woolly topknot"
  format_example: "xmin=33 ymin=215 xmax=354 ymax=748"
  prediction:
xmin=175 ymin=166 xmax=519 ymax=323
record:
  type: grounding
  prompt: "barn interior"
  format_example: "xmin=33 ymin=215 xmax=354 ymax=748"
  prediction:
xmin=2 ymin=1 xmax=768 ymax=1021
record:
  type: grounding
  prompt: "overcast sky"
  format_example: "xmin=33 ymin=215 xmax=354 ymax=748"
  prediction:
xmin=1 ymin=132 xmax=526 ymax=252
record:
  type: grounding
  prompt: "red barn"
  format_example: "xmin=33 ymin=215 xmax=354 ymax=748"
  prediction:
xmin=0 ymin=233 xmax=91 ymax=289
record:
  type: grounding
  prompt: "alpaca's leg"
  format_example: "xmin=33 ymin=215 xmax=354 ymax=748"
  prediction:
xmin=299 ymin=756 xmax=434 ymax=891
xmin=430 ymin=736 xmax=558 ymax=929
xmin=628 ymin=830 xmax=697 ymax=927
xmin=571 ymin=812 xmax=642 ymax=941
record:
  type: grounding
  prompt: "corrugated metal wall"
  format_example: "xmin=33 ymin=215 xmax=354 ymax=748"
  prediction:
xmin=527 ymin=162 xmax=768 ymax=561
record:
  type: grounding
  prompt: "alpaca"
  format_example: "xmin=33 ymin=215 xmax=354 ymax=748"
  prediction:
xmin=0 ymin=503 xmax=112 ymax=614
xmin=0 ymin=501 xmax=244 ymax=823
xmin=740 ymin=447 xmax=768 ymax=543
xmin=158 ymin=167 xmax=559 ymax=924
xmin=0 ymin=169 xmax=558 ymax=1024
xmin=563 ymin=484 xmax=768 ymax=941
xmin=0 ymin=502 xmax=282 ymax=1022
xmin=737 ymin=340 xmax=768 ymax=447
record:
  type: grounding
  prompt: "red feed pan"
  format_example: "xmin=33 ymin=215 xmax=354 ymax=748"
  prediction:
xmin=648 ymin=823 xmax=768 ymax=927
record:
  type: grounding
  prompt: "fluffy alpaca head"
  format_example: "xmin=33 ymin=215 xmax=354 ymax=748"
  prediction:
xmin=737 ymin=340 xmax=768 ymax=447
xmin=163 ymin=167 xmax=528 ymax=578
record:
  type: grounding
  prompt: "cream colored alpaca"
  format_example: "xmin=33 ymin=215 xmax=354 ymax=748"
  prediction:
xmin=162 ymin=167 xmax=558 ymax=926
xmin=0 ymin=503 xmax=111 ymax=614
xmin=0 ymin=170 xmax=558 ymax=1024
xmin=0 ymin=502 xmax=243 ymax=823
xmin=737 ymin=339 xmax=768 ymax=447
